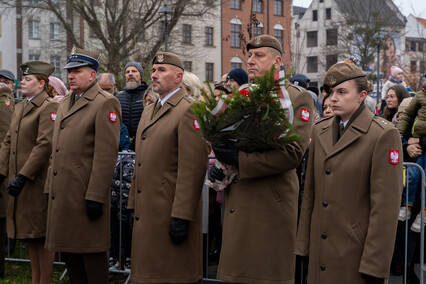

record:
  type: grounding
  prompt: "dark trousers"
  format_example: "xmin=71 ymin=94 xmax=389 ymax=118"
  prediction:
xmin=0 ymin=218 xmax=5 ymax=278
xmin=62 ymin=251 xmax=108 ymax=284
xmin=110 ymin=210 xmax=132 ymax=259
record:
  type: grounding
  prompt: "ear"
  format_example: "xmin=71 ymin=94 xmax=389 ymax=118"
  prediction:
xmin=39 ymin=79 xmax=46 ymax=89
xmin=273 ymin=56 xmax=282 ymax=71
xmin=176 ymin=71 xmax=183 ymax=83
xmin=90 ymin=69 xmax=97 ymax=81
xmin=359 ymin=90 xmax=367 ymax=103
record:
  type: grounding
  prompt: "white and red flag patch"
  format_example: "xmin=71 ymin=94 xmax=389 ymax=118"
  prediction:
xmin=300 ymin=108 xmax=310 ymax=122
xmin=109 ymin=112 xmax=117 ymax=122
xmin=193 ymin=118 xmax=200 ymax=130
xmin=389 ymin=150 xmax=399 ymax=165
xmin=50 ymin=112 xmax=57 ymax=121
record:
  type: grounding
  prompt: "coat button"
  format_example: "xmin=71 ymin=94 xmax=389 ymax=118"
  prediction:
xmin=323 ymin=201 xmax=328 ymax=207
xmin=12 ymin=151 xmax=15 ymax=154
xmin=321 ymin=233 xmax=327 ymax=239
xmin=138 ymin=162 xmax=141 ymax=166
xmin=61 ymin=125 xmax=64 ymax=129
xmin=326 ymin=169 xmax=331 ymax=175
xmin=321 ymin=265 xmax=326 ymax=271
xmin=135 ymin=216 xmax=140 ymax=221
xmin=230 ymin=208 xmax=235 ymax=213
xmin=56 ymin=148 xmax=59 ymax=152
xmin=52 ymin=195 xmax=55 ymax=200
xmin=137 ymin=188 xmax=141 ymax=193
xmin=232 ymin=178 xmax=238 ymax=184
xmin=53 ymin=171 xmax=57 ymax=176
xmin=142 ymin=135 xmax=146 ymax=140
xmin=15 ymin=130 xmax=17 ymax=133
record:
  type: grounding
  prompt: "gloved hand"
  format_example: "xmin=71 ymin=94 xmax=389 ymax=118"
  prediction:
xmin=8 ymin=174 xmax=27 ymax=197
xmin=0 ymin=174 xmax=5 ymax=185
xmin=212 ymin=144 xmax=239 ymax=167
xmin=361 ymin=273 xmax=384 ymax=284
xmin=169 ymin=218 xmax=189 ymax=245
xmin=86 ymin=200 xmax=103 ymax=221
xmin=208 ymin=164 xmax=225 ymax=183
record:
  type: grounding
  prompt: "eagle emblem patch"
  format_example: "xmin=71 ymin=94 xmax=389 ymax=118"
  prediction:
xmin=300 ymin=108 xmax=310 ymax=122
xmin=193 ymin=118 xmax=200 ymax=130
xmin=50 ymin=112 xmax=57 ymax=121
xmin=389 ymin=150 xmax=399 ymax=165
xmin=109 ymin=112 xmax=117 ymax=122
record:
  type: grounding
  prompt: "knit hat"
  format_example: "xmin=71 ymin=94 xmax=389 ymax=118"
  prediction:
xmin=227 ymin=68 xmax=248 ymax=86
xmin=49 ymin=76 xmax=67 ymax=97
xmin=125 ymin=62 xmax=144 ymax=78
xmin=290 ymin=75 xmax=308 ymax=89
xmin=391 ymin=66 xmax=403 ymax=77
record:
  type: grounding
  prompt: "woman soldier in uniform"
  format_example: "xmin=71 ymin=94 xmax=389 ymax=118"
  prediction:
xmin=295 ymin=62 xmax=403 ymax=284
xmin=0 ymin=61 xmax=58 ymax=284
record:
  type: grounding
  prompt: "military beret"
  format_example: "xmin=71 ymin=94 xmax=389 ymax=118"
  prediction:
xmin=64 ymin=46 xmax=101 ymax=72
xmin=0 ymin=85 xmax=12 ymax=96
xmin=152 ymin=52 xmax=184 ymax=71
xmin=246 ymin=35 xmax=283 ymax=55
xmin=20 ymin=61 xmax=55 ymax=76
xmin=323 ymin=62 xmax=366 ymax=89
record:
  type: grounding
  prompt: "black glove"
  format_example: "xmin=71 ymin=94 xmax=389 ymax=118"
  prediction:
xmin=86 ymin=200 xmax=103 ymax=221
xmin=0 ymin=174 xmax=5 ymax=185
xmin=208 ymin=164 xmax=225 ymax=183
xmin=8 ymin=174 xmax=27 ymax=197
xmin=212 ymin=144 xmax=239 ymax=167
xmin=362 ymin=273 xmax=384 ymax=284
xmin=169 ymin=218 xmax=189 ymax=245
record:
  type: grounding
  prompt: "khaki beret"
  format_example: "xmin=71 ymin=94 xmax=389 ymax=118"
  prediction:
xmin=0 ymin=85 xmax=12 ymax=96
xmin=323 ymin=62 xmax=366 ymax=89
xmin=64 ymin=46 xmax=101 ymax=72
xmin=152 ymin=52 xmax=184 ymax=71
xmin=20 ymin=61 xmax=55 ymax=76
xmin=247 ymin=35 xmax=283 ymax=55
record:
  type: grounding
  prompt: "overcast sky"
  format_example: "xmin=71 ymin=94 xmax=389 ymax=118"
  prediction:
xmin=292 ymin=0 xmax=426 ymax=18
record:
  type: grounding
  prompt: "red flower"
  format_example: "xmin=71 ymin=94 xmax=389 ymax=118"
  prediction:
xmin=239 ymin=89 xmax=251 ymax=99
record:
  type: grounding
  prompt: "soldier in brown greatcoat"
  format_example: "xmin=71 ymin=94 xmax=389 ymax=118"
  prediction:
xmin=128 ymin=52 xmax=209 ymax=284
xmin=208 ymin=35 xmax=314 ymax=284
xmin=0 ymin=61 xmax=58 ymax=284
xmin=0 ymin=83 xmax=14 ymax=278
xmin=295 ymin=62 xmax=403 ymax=283
xmin=44 ymin=47 xmax=121 ymax=284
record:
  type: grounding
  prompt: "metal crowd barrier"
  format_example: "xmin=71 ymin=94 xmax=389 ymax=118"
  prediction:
xmin=6 ymin=155 xmax=426 ymax=284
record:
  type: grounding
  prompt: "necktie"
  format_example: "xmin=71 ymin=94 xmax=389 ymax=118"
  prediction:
xmin=152 ymin=101 xmax=162 ymax=118
xmin=339 ymin=123 xmax=345 ymax=139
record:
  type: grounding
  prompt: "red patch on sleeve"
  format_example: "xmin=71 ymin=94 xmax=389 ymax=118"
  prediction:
xmin=109 ymin=112 xmax=117 ymax=122
xmin=389 ymin=150 xmax=399 ymax=165
xmin=301 ymin=108 xmax=310 ymax=122
xmin=4 ymin=100 xmax=11 ymax=106
xmin=193 ymin=118 xmax=200 ymax=130
xmin=50 ymin=112 xmax=57 ymax=121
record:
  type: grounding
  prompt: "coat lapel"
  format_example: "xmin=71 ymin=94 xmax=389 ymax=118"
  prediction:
xmin=142 ymin=88 xmax=186 ymax=133
xmin=22 ymin=92 xmax=48 ymax=118
xmin=61 ymin=84 xmax=100 ymax=121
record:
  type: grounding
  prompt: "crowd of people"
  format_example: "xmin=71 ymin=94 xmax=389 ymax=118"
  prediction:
xmin=0 ymin=33 xmax=424 ymax=284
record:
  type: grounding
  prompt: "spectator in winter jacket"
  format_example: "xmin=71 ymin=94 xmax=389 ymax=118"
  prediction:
xmin=116 ymin=62 xmax=148 ymax=150
xmin=98 ymin=73 xmax=119 ymax=95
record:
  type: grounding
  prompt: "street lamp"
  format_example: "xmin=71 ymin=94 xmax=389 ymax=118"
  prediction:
xmin=158 ymin=4 xmax=174 ymax=52
xmin=373 ymin=32 xmax=384 ymax=105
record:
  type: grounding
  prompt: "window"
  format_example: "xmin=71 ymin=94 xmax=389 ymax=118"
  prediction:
xmin=28 ymin=19 xmax=40 ymax=39
xmin=183 ymin=24 xmax=192 ymax=44
xmin=89 ymin=28 xmax=97 ymax=38
xmin=274 ymin=0 xmax=283 ymax=16
xmin=419 ymin=41 xmax=424 ymax=52
xmin=184 ymin=61 xmax=192 ymax=72
xmin=231 ymin=21 xmax=241 ymax=48
xmin=319 ymin=0 xmax=324 ymax=2
xmin=206 ymin=63 xmax=214 ymax=82
xmin=253 ymin=22 xmax=263 ymax=37
xmin=326 ymin=8 xmax=331 ymax=20
xmin=307 ymin=31 xmax=318 ymax=48
xmin=405 ymin=40 xmax=411 ymax=51
xmin=50 ymin=22 xmax=60 ymax=41
xmin=411 ymin=61 xmax=417 ymax=72
xmin=420 ymin=61 xmax=426 ymax=73
xmin=326 ymin=54 xmax=338 ymax=70
xmin=307 ymin=56 xmax=318 ymax=73
xmin=411 ymin=41 xmax=416 ymax=51
xmin=29 ymin=54 xmax=40 ymax=61
xmin=326 ymin=29 xmax=338 ymax=46
xmin=274 ymin=29 xmax=283 ymax=47
xmin=231 ymin=0 xmax=241 ymax=9
xmin=231 ymin=57 xmax=243 ymax=69
xmin=205 ymin=27 xmax=213 ymax=46
xmin=50 ymin=56 xmax=62 ymax=79
xmin=312 ymin=10 xmax=318 ymax=21
xmin=231 ymin=62 xmax=242 ymax=69
xmin=28 ymin=0 xmax=39 ymax=4
xmin=252 ymin=0 xmax=262 ymax=13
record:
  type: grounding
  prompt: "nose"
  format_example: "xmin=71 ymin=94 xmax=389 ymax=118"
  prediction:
xmin=247 ymin=55 xmax=255 ymax=65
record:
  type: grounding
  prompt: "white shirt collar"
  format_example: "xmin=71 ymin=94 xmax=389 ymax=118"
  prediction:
xmin=158 ymin=87 xmax=181 ymax=106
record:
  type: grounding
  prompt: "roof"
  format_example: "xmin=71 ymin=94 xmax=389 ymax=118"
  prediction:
xmin=416 ymin=17 xmax=426 ymax=28
xmin=334 ymin=0 xmax=405 ymax=27
xmin=293 ymin=6 xmax=307 ymax=18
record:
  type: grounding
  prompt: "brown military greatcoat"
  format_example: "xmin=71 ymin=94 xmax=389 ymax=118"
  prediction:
xmin=0 ymin=92 xmax=57 ymax=239
xmin=217 ymin=85 xmax=314 ymax=284
xmin=295 ymin=106 xmax=403 ymax=283
xmin=128 ymin=88 xmax=209 ymax=283
xmin=45 ymin=83 xmax=121 ymax=253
